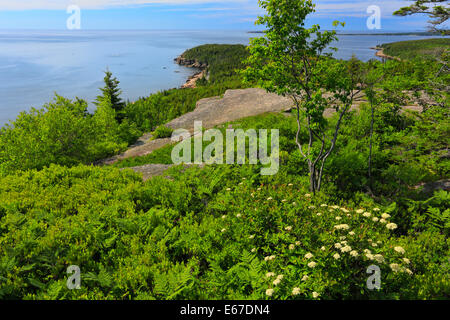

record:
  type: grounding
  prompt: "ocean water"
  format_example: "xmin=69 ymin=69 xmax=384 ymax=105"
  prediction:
xmin=0 ymin=30 xmax=444 ymax=126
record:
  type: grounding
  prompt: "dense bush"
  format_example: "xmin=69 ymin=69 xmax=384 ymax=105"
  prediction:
xmin=151 ymin=125 xmax=174 ymax=140
xmin=0 ymin=164 xmax=448 ymax=299
xmin=0 ymin=96 xmax=140 ymax=176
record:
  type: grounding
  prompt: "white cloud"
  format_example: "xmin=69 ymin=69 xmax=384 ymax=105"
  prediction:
xmin=0 ymin=0 xmax=251 ymax=10
xmin=0 ymin=0 xmax=413 ymax=23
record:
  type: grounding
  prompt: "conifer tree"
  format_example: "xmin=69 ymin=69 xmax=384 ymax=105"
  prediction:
xmin=94 ymin=70 xmax=125 ymax=122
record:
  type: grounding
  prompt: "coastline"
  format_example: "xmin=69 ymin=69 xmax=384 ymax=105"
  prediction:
xmin=371 ymin=46 xmax=402 ymax=61
xmin=174 ymin=55 xmax=207 ymax=89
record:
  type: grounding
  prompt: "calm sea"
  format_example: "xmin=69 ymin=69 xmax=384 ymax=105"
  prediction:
xmin=0 ymin=30 xmax=444 ymax=126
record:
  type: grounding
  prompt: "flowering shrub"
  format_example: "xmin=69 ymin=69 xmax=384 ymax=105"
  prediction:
xmin=0 ymin=164 xmax=448 ymax=299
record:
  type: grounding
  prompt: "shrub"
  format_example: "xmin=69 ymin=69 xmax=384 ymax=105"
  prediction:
xmin=151 ymin=125 xmax=174 ymax=140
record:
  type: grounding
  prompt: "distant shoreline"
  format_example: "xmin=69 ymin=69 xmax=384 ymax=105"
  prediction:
xmin=248 ymin=31 xmax=447 ymax=36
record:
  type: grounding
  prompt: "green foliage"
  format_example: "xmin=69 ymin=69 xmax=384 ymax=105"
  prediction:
xmin=0 ymin=164 xmax=448 ymax=299
xmin=381 ymin=38 xmax=450 ymax=60
xmin=242 ymin=0 xmax=362 ymax=193
xmin=393 ymin=1 xmax=449 ymax=34
xmin=94 ymin=70 xmax=126 ymax=122
xmin=181 ymin=44 xmax=249 ymax=83
xmin=0 ymin=95 xmax=134 ymax=176
xmin=151 ymin=125 xmax=174 ymax=140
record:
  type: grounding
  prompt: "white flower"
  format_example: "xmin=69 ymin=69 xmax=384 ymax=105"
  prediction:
xmin=320 ymin=246 xmax=326 ymax=251
xmin=266 ymin=289 xmax=274 ymax=296
xmin=307 ymin=261 xmax=317 ymax=268
xmin=266 ymin=272 xmax=275 ymax=278
xmin=236 ymin=213 xmax=242 ymax=218
xmin=340 ymin=245 xmax=352 ymax=253
xmin=305 ymin=193 xmax=311 ymax=198
xmin=374 ymin=254 xmax=385 ymax=263
xmin=386 ymin=223 xmax=398 ymax=230
xmin=348 ymin=231 xmax=355 ymax=236
xmin=381 ymin=213 xmax=391 ymax=219
xmin=317 ymin=212 xmax=322 ymax=216
xmin=335 ymin=216 xmax=342 ymax=221
xmin=292 ymin=287 xmax=301 ymax=296
xmin=292 ymin=202 xmax=297 ymax=206
xmin=251 ymin=248 xmax=256 ymax=253
xmin=334 ymin=224 xmax=350 ymax=230
xmin=340 ymin=208 xmax=349 ymax=213
xmin=282 ymin=199 xmax=287 ymax=202
xmin=321 ymin=204 xmax=328 ymax=207
xmin=333 ymin=253 xmax=340 ymax=260
xmin=371 ymin=242 xmax=378 ymax=247
xmin=273 ymin=279 xmax=281 ymax=286
xmin=285 ymin=226 xmax=292 ymax=231
xmin=288 ymin=183 xmax=293 ymax=186
xmin=403 ymin=258 xmax=410 ymax=264
xmin=312 ymin=292 xmax=320 ymax=298
xmin=404 ymin=268 xmax=413 ymax=275
xmin=222 ymin=215 xmax=227 ymax=219
xmin=289 ymin=244 xmax=295 ymax=250
xmin=301 ymin=275 xmax=309 ymax=281
xmin=295 ymin=241 xmax=301 ymax=246
xmin=334 ymin=243 xmax=342 ymax=249
xmin=249 ymin=235 xmax=255 ymax=239
xmin=221 ymin=228 xmax=226 ymax=233
xmin=305 ymin=253 xmax=314 ymax=259
xmin=226 ymin=188 xmax=231 ymax=191
xmin=328 ymin=208 xmax=335 ymax=212
xmin=356 ymin=209 xmax=364 ymax=214
xmin=350 ymin=250 xmax=359 ymax=257
xmin=332 ymin=205 xmax=339 ymax=209
xmin=257 ymin=187 xmax=262 ymax=191
xmin=366 ymin=253 xmax=374 ymax=260
xmin=379 ymin=218 xmax=387 ymax=224
xmin=363 ymin=212 xmax=371 ymax=218
xmin=363 ymin=249 xmax=372 ymax=254
xmin=372 ymin=217 xmax=379 ymax=222
xmin=390 ymin=263 xmax=402 ymax=273
xmin=394 ymin=246 xmax=405 ymax=254
xmin=340 ymin=236 xmax=347 ymax=240
xmin=308 ymin=205 xmax=316 ymax=209
xmin=276 ymin=274 xmax=284 ymax=280
xmin=373 ymin=208 xmax=381 ymax=212
xmin=267 ymin=197 xmax=273 ymax=201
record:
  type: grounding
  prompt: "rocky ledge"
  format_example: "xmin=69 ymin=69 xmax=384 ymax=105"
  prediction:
xmin=174 ymin=56 xmax=208 ymax=69
xmin=174 ymin=55 xmax=208 ymax=88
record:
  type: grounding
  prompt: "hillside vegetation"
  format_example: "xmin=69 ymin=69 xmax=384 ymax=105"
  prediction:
xmin=381 ymin=38 xmax=450 ymax=60
xmin=0 ymin=39 xmax=449 ymax=300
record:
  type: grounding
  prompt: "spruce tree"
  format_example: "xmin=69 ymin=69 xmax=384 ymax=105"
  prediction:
xmin=95 ymin=70 xmax=125 ymax=122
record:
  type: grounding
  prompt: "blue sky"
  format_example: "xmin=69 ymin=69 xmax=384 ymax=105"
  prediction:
xmin=0 ymin=0 xmax=440 ymax=31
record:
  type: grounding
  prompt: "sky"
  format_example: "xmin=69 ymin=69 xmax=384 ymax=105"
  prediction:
xmin=0 ymin=0 xmax=443 ymax=32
